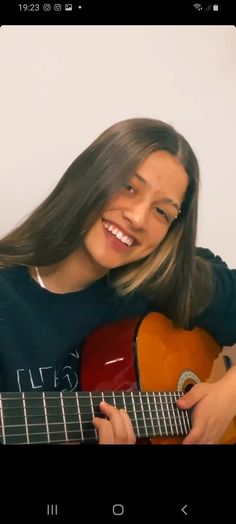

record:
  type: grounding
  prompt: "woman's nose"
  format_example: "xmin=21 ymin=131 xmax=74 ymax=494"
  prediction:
xmin=122 ymin=203 xmax=149 ymax=229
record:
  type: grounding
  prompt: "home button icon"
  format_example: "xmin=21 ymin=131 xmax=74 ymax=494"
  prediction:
xmin=112 ymin=504 xmax=125 ymax=516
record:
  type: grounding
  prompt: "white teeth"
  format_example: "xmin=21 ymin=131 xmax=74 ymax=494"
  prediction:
xmin=103 ymin=221 xmax=134 ymax=246
xmin=122 ymin=235 xmax=129 ymax=243
xmin=116 ymin=231 xmax=123 ymax=240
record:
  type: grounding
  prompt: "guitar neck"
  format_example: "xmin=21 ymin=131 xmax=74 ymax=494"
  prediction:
xmin=0 ymin=391 xmax=191 ymax=445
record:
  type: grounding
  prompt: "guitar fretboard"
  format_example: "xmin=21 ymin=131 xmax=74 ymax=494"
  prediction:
xmin=0 ymin=391 xmax=191 ymax=444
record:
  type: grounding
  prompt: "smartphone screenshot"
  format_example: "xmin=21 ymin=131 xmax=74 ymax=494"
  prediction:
xmin=0 ymin=2 xmax=235 ymax=522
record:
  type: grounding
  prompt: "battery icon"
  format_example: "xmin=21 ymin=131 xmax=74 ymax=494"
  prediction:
xmin=212 ymin=4 xmax=219 ymax=10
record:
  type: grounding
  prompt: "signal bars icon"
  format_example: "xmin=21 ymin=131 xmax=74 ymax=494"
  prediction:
xmin=193 ymin=3 xmax=219 ymax=10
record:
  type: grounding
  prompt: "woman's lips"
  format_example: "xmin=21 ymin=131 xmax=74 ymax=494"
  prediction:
xmin=102 ymin=221 xmax=136 ymax=252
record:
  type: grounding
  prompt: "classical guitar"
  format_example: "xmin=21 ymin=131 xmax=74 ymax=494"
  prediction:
xmin=0 ymin=313 xmax=236 ymax=444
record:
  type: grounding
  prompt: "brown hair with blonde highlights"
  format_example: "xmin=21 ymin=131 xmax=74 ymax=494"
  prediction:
xmin=0 ymin=118 xmax=213 ymax=326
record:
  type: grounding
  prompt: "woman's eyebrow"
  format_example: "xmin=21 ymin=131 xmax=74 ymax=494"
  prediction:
xmin=134 ymin=172 xmax=180 ymax=211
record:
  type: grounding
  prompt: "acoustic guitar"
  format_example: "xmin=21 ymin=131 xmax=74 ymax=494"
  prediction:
xmin=0 ymin=313 xmax=235 ymax=444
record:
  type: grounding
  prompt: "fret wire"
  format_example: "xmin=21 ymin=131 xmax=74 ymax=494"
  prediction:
xmin=158 ymin=393 xmax=168 ymax=435
xmin=151 ymin=399 xmax=169 ymax=436
xmin=76 ymin=392 xmax=84 ymax=441
xmin=178 ymin=392 xmax=186 ymax=434
xmin=122 ymin=391 xmax=127 ymax=413
xmin=101 ymin=392 xmax=108 ymax=422
xmin=184 ymin=405 xmax=191 ymax=433
xmin=65 ymin=393 xmax=94 ymax=441
xmin=130 ymin=392 xmax=139 ymax=437
xmin=169 ymin=392 xmax=179 ymax=435
xmin=22 ymin=393 xmax=30 ymax=444
xmin=0 ymin=394 xmax=6 ymax=444
xmin=181 ymin=406 xmax=188 ymax=434
xmin=173 ymin=392 xmax=184 ymax=435
xmin=90 ymin=393 xmax=98 ymax=439
xmin=42 ymin=392 xmax=50 ymax=443
xmin=24 ymin=395 xmax=49 ymax=443
xmin=173 ymin=399 xmax=190 ymax=436
xmin=169 ymin=392 xmax=176 ymax=436
xmin=138 ymin=391 xmax=148 ymax=437
xmin=60 ymin=392 xmax=68 ymax=442
xmin=149 ymin=407 xmax=167 ymax=436
xmin=152 ymin=392 xmax=162 ymax=436
xmin=89 ymin=392 xmax=95 ymax=419
xmin=174 ymin=392 xmax=184 ymax=435
xmin=122 ymin=391 xmax=133 ymax=435
xmin=112 ymin=392 xmax=117 ymax=408
xmin=145 ymin=392 xmax=155 ymax=435
xmin=128 ymin=414 xmax=174 ymax=436
xmin=183 ymin=407 xmax=191 ymax=432
xmin=187 ymin=412 xmax=191 ymax=430
xmin=185 ymin=398 xmax=191 ymax=430
xmin=165 ymin=392 xmax=174 ymax=436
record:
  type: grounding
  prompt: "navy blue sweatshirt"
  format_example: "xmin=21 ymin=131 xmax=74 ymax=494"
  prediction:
xmin=0 ymin=248 xmax=235 ymax=392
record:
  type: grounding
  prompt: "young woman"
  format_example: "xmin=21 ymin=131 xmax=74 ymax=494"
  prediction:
xmin=0 ymin=118 xmax=235 ymax=444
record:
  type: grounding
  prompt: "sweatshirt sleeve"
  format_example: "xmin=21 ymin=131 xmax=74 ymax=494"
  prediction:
xmin=192 ymin=249 xmax=236 ymax=347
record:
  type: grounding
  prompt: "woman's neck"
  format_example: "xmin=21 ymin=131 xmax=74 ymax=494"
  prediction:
xmin=29 ymin=249 xmax=108 ymax=294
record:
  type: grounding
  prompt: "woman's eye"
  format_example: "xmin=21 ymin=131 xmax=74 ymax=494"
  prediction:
xmin=125 ymin=184 xmax=135 ymax=193
xmin=156 ymin=208 xmax=169 ymax=222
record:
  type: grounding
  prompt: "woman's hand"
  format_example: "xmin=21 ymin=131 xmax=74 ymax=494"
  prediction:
xmin=177 ymin=366 xmax=236 ymax=444
xmin=92 ymin=401 xmax=136 ymax=444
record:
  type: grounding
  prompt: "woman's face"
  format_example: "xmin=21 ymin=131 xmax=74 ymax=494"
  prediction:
xmin=83 ymin=151 xmax=189 ymax=272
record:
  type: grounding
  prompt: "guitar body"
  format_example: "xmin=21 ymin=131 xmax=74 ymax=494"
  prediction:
xmin=81 ymin=312 xmax=236 ymax=444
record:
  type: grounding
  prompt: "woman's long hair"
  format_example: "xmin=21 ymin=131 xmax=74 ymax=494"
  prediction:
xmin=0 ymin=118 xmax=213 ymax=326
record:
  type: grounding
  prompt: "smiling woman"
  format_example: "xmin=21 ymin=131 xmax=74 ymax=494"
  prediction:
xmin=0 ymin=117 xmax=236 ymax=445
xmin=0 ymin=118 xmax=201 ymax=323
xmin=84 ymin=150 xmax=188 ymax=271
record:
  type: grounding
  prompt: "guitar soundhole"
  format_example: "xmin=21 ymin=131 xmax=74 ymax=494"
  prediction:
xmin=183 ymin=383 xmax=194 ymax=394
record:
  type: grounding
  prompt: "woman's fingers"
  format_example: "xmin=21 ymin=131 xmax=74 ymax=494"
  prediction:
xmin=93 ymin=401 xmax=136 ymax=444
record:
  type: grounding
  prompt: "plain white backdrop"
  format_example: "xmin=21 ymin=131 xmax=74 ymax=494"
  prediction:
xmin=0 ymin=25 xmax=235 ymax=266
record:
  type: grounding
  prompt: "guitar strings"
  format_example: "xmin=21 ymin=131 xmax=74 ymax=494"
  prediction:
xmin=0 ymin=392 xmax=191 ymax=442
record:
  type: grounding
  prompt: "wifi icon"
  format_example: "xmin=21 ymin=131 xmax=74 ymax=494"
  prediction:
xmin=193 ymin=3 xmax=203 ymax=9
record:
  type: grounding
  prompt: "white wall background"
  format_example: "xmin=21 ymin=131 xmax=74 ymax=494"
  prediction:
xmin=0 ymin=25 xmax=235 ymax=267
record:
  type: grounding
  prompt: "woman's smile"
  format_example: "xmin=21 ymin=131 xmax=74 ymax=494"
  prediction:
xmin=83 ymin=151 xmax=188 ymax=273
xmin=102 ymin=219 xmax=140 ymax=252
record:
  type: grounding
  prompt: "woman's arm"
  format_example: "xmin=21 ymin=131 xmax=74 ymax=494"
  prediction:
xmin=191 ymin=261 xmax=236 ymax=347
